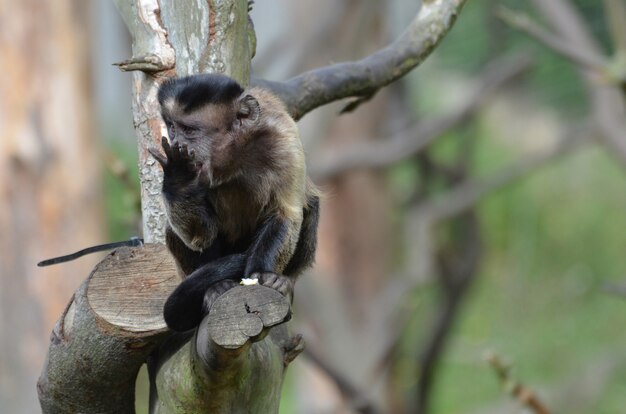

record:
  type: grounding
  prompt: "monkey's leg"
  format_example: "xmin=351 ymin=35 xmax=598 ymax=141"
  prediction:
xmin=283 ymin=195 xmax=320 ymax=276
xmin=163 ymin=253 xmax=246 ymax=332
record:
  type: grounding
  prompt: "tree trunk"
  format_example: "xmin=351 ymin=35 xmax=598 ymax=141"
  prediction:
xmin=112 ymin=0 xmax=254 ymax=243
xmin=0 ymin=2 xmax=103 ymax=413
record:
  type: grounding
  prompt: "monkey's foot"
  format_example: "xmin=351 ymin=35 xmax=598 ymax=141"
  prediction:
xmin=203 ymin=279 xmax=239 ymax=313
xmin=252 ymin=273 xmax=294 ymax=302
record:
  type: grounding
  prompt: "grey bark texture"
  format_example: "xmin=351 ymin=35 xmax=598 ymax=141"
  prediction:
xmin=38 ymin=0 xmax=468 ymax=412
xmin=37 ymin=245 xmax=177 ymax=413
xmin=153 ymin=286 xmax=297 ymax=414
xmin=112 ymin=0 xmax=254 ymax=244
xmin=38 ymin=245 xmax=298 ymax=414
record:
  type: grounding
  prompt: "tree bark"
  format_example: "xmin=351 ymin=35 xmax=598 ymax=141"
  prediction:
xmin=38 ymin=245 xmax=176 ymax=414
xmin=37 ymin=245 xmax=298 ymax=414
xmin=113 ymin=0 xmax=254 ymax=244
xmin=152 ymin=285 xmax=297 ymax=414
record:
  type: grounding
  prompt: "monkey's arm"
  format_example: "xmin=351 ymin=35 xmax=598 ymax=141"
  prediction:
xmin=150 ymin=137 xmax=218 ymax=251
xmin=244 ymin=214 xmax=292 ymax=277
xmin=283 ymin=195 xmax=320 ymax=276
xmin=246 ymin=194 xmax=320 ymax=277
xmin=245 ymin=194 xmax=320 ymax=296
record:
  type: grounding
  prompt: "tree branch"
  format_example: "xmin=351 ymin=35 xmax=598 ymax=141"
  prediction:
xmin=253 ymin=0 xmax=468 ymax=120
xmin=154 ymin=285 xmax=295 ymax=413
xmin=496 ymin=6 xmax=607 ymax=71
xmin=369 ymin=128 xmax=591 ymax=391
xmin=529 ymin=0 xmax=626 ymax=166
xmin=303 ymin=347 xmax=379 ymax=414
xmin=38 ymin=245 xmax=178 ymax=414
xmin=38 ymin=245 xmax=296 ymax=413
xmin=601 ymin=281 xmax=626 ymax=299
xmin=413 ymin=210 xmax=482 ymax=414
xmin=485 ymin=352 xmax=551 ymax=414
xmin=416 ymin=127 xmax=590 ymax=222
xmin=604 ymin=0 xmax=626 ymax=55
xmin=308 ymin=54 xmax=533 ymax=181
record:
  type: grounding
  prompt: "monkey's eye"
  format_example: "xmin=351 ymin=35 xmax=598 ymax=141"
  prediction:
xmin=180 ymin=125 xmax=197 ymax=136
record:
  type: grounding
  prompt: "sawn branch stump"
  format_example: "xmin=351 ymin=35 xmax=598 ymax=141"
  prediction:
xmin=38 ymin=244 xmax=301 ymax=414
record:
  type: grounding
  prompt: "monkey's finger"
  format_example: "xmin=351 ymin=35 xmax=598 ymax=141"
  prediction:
xmin=148 ymin=147 xmax=167 ymax=167
xmin=170 ymin=141 xmax=183 ymax=159
xmin=179 ymin=144 xmax=195 ymax=164
xmin=256 ymin=272 xmax=293 ymax=297
xmin=161 ymin=136 xmax=170 ymax=151
xmin=170 ymin=140 xmax=181 ymax=155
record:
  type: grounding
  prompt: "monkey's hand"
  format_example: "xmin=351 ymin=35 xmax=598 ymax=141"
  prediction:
xmin=149 ymin=136 xmax=200 ymax=184
xmin=251 ymin=272 xmax=294 ymax=303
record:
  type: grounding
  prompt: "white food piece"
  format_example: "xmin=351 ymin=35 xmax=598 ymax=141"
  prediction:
xmin=240 ymin=278 xmax=259 ymax=286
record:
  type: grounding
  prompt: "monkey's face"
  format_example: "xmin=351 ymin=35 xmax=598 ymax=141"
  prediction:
xmin=161 ymin=95 xmax=260 ymax=187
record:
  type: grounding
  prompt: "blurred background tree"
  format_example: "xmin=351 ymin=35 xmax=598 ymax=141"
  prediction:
xmin=0 ymin=2 xmax=105 ymax=413
xmin=2 ymin=0 xmax=626 ymax=413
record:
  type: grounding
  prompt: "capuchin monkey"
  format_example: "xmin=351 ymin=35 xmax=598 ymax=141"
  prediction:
xmin=149 ymin=73 xmax=319 ymax=332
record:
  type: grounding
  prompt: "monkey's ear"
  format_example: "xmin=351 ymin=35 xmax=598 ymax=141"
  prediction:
xmin=237 ymin=95 xmax=260 ymax=123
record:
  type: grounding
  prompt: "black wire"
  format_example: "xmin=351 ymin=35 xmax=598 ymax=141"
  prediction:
xmin=37 ymin=237 xmax=144 ymax=267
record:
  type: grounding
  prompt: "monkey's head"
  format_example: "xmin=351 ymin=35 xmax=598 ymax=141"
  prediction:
xmin=157 ymin=74 xmax=263 ymax=186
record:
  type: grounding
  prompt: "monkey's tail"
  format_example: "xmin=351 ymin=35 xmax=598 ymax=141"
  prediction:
xmin=163 ymin=253 xmax=247 ymax=332
xmin=37 ymin=237 xmax=144 ymax=267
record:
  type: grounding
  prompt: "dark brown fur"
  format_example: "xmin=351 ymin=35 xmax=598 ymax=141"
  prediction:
xmin=150 ymin=74 xmax=319 ymax=331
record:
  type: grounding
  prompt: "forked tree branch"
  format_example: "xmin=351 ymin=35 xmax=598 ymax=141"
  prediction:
xmin=308 ymin=54 xmax=533 ymax=181
xmin=253 ymin=0 xmax=468 ymax=120
xmin=303 ymin=347 xmax=379 ymax=414
xmin=416 ymin=127 xmax=590 ymax=221
xmin=604 ymin=0 xmax=626 ymax=55
xmin=495 ymin=6 xmax=607 ymax=71
xmin=370 ymin=126 xmax=591 ymax=392
xmin=526 ymin=0 xmax=626 ymax=165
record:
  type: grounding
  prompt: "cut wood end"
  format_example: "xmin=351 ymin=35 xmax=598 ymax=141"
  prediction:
xmin=86 ymin=244 xmax=181 ymax=333
xmin=207 ymin=285 xmax=291 ymax=349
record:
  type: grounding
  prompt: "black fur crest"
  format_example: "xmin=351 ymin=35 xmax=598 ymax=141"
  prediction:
xmin=158 ymin=73 xmax=244 ymax=113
